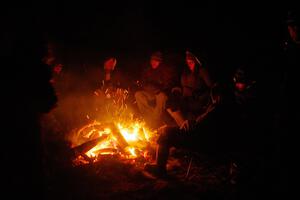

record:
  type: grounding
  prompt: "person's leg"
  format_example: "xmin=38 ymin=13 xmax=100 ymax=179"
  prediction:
xmin=145 ymin=144 xmax=169 ymax=173
xmin=135 ymin=90 xmax=155 ymax=115
xmin=153 ymin=92 xmax=168 ymax=120
xmin=145 ymin=126 xmax=185 ymax=177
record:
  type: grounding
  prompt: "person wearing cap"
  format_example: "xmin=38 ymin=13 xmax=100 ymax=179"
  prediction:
xmin=144 ymin=51 xmax=220 ymax=178
xmin=135 ymin=51 xmax=178 ymax=128
xmin=181 ymin=51 xmax=214 ymax=115
xmin=166 ymin=51 xmax=215 ymax=124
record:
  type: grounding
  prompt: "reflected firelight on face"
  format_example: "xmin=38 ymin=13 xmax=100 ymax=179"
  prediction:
xmin=186 ymin=59 xmax=196 ymax=72
xmin=150 ymin=59 xmax=161 ymax=69
xmin=235 ymin=82 xmax=246 ymax=91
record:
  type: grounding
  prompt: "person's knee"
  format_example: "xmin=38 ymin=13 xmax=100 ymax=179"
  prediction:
xmin=158 ymin=92 xmax=168 ymax=99
xmin=135 ymin=91 xmax=144 ymax=101
xmin=156 ymin=92 xmax=168 ymax=102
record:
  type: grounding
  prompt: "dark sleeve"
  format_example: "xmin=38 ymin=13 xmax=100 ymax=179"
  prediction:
xmin=142 ymin=69 xmax=158 ymax=87
xmin=199 ymin=68 xmax=213 ymax=88
xmin=163 ymin=66 xmax=179 ymax=90
xmin=109 ymin=69 xmax=123 ymax=88
xmin=141 ymin=68 xmax=148 ymax=83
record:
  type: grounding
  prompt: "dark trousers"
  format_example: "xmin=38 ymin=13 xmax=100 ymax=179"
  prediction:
xmin=155 ymin=119 xmax=220 ymax=169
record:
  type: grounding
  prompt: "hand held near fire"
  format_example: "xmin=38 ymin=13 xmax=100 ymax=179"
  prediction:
xmin=166 ymin=109 xmax=190 ymax=132
xmin=179 ymin=120 xmax=190 ymax=132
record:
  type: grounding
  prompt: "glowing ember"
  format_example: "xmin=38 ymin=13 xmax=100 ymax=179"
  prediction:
xmin=72 ymin=119 xmax=157 ymax=164
xmin=70 ymin=88 xmax=158 ymax=165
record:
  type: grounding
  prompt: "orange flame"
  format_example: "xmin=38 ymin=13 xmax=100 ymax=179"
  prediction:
xmin=71 ymin=88 xmax=158 ymax=164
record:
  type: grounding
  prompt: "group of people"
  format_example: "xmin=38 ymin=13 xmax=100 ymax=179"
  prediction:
xmin=42 ymin=13 xmax=296 ymax=197
xmin=95 ymin=11 xmax=297 ymax=184
xmin=99 ymin=50 xmax=224 ymax=175
xmin=101 ymin=50 xmax=218 ymax=129
xmin=135 ymin=51 xmax=222 ymax=176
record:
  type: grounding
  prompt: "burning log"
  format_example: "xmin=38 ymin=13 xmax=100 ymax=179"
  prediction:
xmin=94 ymin=148 xmax=118 ymax=155
xmin=109 ymin=123 xmax=129 ymax=150
xmin=78 ymin=152 xmax=94 ymax=163
xmin=72 ymin=134 xmax=109 ymax=155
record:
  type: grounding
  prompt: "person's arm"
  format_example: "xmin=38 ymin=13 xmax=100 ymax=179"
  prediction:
xmin=166 ymin=108 xmax=190 ymax=132
xmin=199 ymin=68 xmax=213 ymax=88
xmin=199 ymin=68 xmax=222 ymax=105
xmin=161 ymin=66 xmax=174 ymax=90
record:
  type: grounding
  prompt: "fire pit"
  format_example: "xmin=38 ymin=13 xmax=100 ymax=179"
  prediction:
xmin=69 ymin=88 xmax=158 ymax=166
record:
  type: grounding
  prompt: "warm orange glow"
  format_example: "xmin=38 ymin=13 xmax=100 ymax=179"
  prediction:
xmin=72 ymin=119 xmax=156 ymax=163
xmin=71 ymin=88 xmax=158 ymax=165
xmin=86 ymin=138 xmax=115 ymax=157
xmin=126 ymin=146 xmax=137 ymax=158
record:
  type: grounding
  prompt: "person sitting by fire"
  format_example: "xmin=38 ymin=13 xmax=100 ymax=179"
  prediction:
xmin=144 ymin=51 xmax=221 ymax=177
xmin=89 ymin=56 xmax=129 ymax=117
xmin=232 ymin=67 xmax=257 ymax=107
xmin=101 ymin=57 xmax=122 ymax=90
xmin=134 ymin=51 xmax=178 ymax=129
xmin=43 ymin=42 xmax=66 ymax=96
xmin=93 ymin=56 xmax=129 ymax=98
xmin=167 ymin=50 xmax=217 ymax=123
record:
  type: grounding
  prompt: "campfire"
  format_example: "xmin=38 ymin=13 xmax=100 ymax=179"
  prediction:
xmin=69 ymin=88 xmax=158 ymax=165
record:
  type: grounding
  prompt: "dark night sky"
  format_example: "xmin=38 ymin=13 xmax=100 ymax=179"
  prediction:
xmin=3 ymin=1 xmax=290 ymax=51
xmin=1 ymin=2 xmax=291 ymax=199
xmin=2 ymin=1 xmax=294 ymax=78
xmin=43 ymin=2 xmax=287 ymax=46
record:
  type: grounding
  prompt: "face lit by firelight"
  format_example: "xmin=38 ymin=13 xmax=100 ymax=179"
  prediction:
xmin=186 ymin=59 xmax=196 ymax=72
xmin=150 ymin=59 xmax=161 ymax=69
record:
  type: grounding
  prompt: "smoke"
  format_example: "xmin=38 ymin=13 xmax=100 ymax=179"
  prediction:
xmin=41 ymin=65 xmax=105 ymax=141
xmin=40 ymin=59 xmax=140 ymax=145
xmin=39 ymin=44 xmax=180 ymax=143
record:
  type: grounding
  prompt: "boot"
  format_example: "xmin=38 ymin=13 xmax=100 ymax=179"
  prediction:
xmin=144 ymin=145 xmax=169 ymax=178
xmin=156 ymin=144 xmax=169 ymax=171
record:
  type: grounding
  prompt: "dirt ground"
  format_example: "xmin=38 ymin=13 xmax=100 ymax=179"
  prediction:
xmin=43 ymin=142 xmax=238 ymax=200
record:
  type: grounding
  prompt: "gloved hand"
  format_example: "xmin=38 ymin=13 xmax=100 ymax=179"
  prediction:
xmin=179 ymin=119 xmax=191 ymax=132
